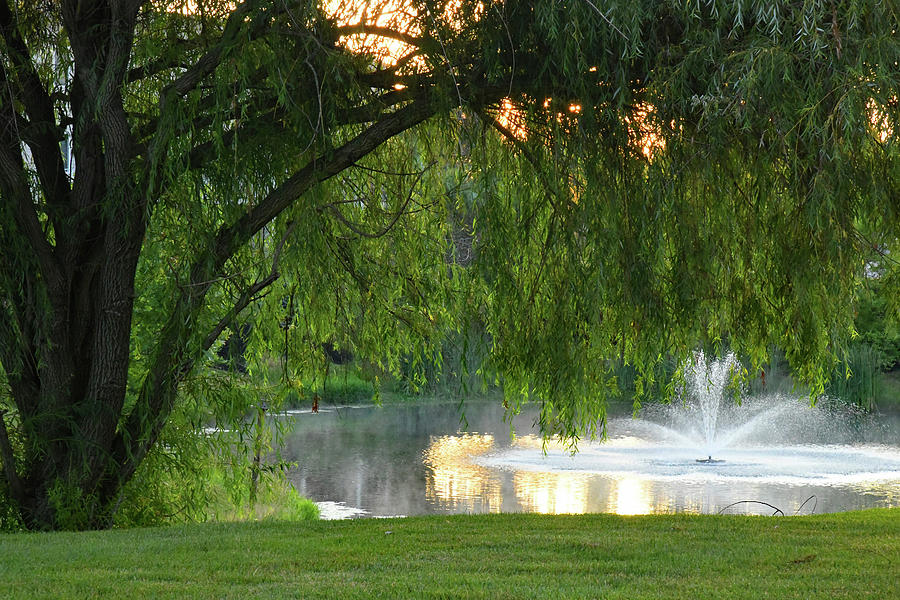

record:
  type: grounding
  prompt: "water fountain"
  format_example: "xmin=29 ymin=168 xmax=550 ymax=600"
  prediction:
xmin=283 ymin=352 xmax=899 ymax=517
xmin=679 ymin=350 xmax=738 ymax=463
xmin=475 ymin=351 xmax=900 ymax=514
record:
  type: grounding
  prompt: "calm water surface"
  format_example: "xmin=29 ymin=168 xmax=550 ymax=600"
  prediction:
xmin=282 ymin=400 xmax=900 ymax=519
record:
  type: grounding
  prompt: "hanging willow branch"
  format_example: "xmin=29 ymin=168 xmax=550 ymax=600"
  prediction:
xmin=325 ymin=162 xmax=432 ymax=239
xmin=202 ymin=221 xmax=298 ymax=354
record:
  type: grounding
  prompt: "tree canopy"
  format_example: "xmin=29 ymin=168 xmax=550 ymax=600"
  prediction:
xmin=0 ymin=0 xmax=898 ymax=529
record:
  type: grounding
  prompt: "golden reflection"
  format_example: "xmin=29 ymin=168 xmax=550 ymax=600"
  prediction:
xmin=513 ymin=471 xmax=589 ymax=514
xmin=610 ymin=477 xmax=653 ymax=515
xmin=423 ymin=433 xmax=503 ymax=512
xmin=848 ymin=481 xmax=900 ymax=506
xmin=680 ymin=497 xmax=704 ymax=514
xmin=421 ymin=431 xmax=900 ymax=516
xmin=512 ymin=435 xmax=661 ymax=516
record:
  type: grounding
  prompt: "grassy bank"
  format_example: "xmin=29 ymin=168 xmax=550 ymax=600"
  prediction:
xmin=1 ymin=510 xmax=897 ymax=599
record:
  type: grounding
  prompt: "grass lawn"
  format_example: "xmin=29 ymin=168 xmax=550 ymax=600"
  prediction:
xmin=1 ymin=509 xmax=898 ymax=599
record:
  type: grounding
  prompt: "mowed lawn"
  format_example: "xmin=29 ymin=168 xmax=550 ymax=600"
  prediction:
xmin=1 ymin=509 xmax=897 ymax=599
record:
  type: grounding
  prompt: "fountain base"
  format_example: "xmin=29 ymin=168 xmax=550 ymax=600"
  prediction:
xmin=696 ymin=455 xmax=725 ymax=464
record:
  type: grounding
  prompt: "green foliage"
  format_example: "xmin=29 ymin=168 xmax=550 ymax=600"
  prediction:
xmin=854 ymin=281 xmax=900 ymax=371
xmin=0 ymin=374 xmax=21 ymax=532
xmin=121 ymin=0 xmax=900 ymax=478
xmin=0 ymin=496 xmax=20 ymax=533
xmin=114 ymin=371 xmax=318 ymax=527
xmin=45 ymin=480 xmax=99 ymax=532
xmin=115 ymin=422 xmax=319 ymax=527
xmin=113 ymin=414 xmax=221 ymax=528
xmin=879 ymin=372 xmax=900 ymax=409
xmin=286 ymin=368 xmax=376 ymax=407
xmin=2 ymin=0 xmax=900 ymax=528
xmin=201 ymin=464 xmax=319 ymax=523
xmin=823 ymin=277 xmax=899 ymax=411
xmin=825 ymin=343 xmax=882 ymax=412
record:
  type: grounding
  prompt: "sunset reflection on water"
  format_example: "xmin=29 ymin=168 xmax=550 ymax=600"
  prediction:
xmin=422 ymin=432 xmax=663 ymax=516
xmin=610 ymin=477 xmax=653 ymax=515
xmin=420 ymin=428 xmax=900 ymax=516
xmin=286 ymin=402 xmax=900 ymax=518
xmin=513 ymin=470 xmax=590 ymax=515
xmin=423 ymin=433 xmax=503 ymax=513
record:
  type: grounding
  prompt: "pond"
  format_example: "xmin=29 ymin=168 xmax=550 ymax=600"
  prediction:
xmin=281 ymin=397 xmax=900 ymax=519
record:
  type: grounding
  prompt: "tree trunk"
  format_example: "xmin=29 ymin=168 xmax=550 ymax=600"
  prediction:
xmin=0 ymin=0 xmax=475 ymax=530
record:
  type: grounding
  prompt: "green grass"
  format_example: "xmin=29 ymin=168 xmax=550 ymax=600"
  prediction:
xmin=1 ymin=510 xmax=897 ymax=599
xmin=283 ymin=367 xmax=494 ymax=409
xmin=280 ymin=364 xmax=425 ymax=408
xmin=202 ymin=471 xmax=320 ymax=523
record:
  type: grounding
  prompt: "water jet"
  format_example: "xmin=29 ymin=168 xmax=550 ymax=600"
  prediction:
xmin=281 ymin=354 xmax=900 ymax=517
xmin=476 ymin=351 xmax=900 ymax=514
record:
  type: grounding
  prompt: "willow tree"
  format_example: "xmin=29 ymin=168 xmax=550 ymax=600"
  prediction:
xmin=0 ymin=0 xmax=897 ymax=529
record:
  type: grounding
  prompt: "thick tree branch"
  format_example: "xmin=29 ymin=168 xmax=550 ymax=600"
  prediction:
xmin=144 ymin=3 xmax=286 ymax=196
xmin=159 ymin=0 xmax=297 ymax=103
xmin=105 ymin=96 xmax=439 ymax=500
xmin=63 ymin=4 xmax=147 ymax=478
xmin=0 ymin=3 xmax=71 ymax=209
xmin=126 ymin=57 xmax=190 ymax=85
xmin=0 ymin=116 xmax=63 ymax=290
xmin=182 ymin=70 xmax=415 ymax=171
xmin=335 ymin=23 xmax=424 ymax=48
xmin=202 ymin=221 xmax=296 ymax=353
xmin=164 ymin=1 xmax=256 ymax=100
xmin=177 ymin=81 xmax=418 ymax=167
xmin=124 ymin=33 xmax=209 ymax=85
xmin=214 ymin=96 xmax=437 ymax=261
xmin=335 ymin=87 xmax=417 ymax=125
